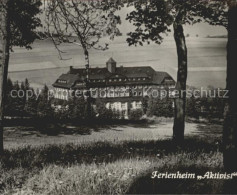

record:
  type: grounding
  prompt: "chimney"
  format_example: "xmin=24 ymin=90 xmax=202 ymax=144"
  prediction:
xmin=106 ymin=58 xmax=116 ymax=73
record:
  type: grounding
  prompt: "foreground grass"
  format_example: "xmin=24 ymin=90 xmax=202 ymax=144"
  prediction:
xmin=6 ymin=152 xmax=228 ymax=194
xmin=1 ymin=137 xmax=233 ymax=194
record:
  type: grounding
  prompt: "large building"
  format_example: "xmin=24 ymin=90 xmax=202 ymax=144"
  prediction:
xmin=52 ymin=58 xmax=175 ymax=118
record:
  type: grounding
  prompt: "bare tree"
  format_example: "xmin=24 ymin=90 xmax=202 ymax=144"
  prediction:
xmin=45 ymin=0 xmax=120 ymax=72
xmin=45 ymin=0 xmax=120 ymax=118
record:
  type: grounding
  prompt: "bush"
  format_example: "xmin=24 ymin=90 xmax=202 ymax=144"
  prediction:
xmin=147 ymin=98 xmax=173 ymax=118
xmin=128 ymin=109 xmax=143 ymax=120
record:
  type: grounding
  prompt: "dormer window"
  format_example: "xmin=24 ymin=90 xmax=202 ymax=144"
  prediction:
xmin=58 ymin=80 xmax=67 ymax=84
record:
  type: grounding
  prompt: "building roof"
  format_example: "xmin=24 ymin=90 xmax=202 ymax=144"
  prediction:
xmin=53 ymin=64 xmax=175 ymax=89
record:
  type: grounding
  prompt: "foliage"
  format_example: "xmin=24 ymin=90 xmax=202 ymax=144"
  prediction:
xmin=0 ymin=0 xmax=42 ymax=49
xmin=142 ymin=98 xmax=149 ymax=114
xmin=147 ymin=97 xmax=174 ymax=118
xmin=45 ymin=0 xmax=121 ymax=60
xmin=126 ymin=0 xmax=227 ymax=46
xmin=5 ymin=79 xmax=31 ymax=117
xmin=185 ymin=87 xmax=225 ymax=119
xmin=128 ymin=109 xmax=143 ymax=120
xmin=37 ymin=85 xmax=54 ymax=119
xmin=95 ymin=100 xmax=114 ymax=120
xmin=186 ymin=96 xmax=200 ymax=119
xmin=8 ymin=0 xmax=42 ymax=49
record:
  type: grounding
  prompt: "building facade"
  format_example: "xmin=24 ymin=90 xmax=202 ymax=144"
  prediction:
xmin=52 ymin=58 xmax=175 ymax=119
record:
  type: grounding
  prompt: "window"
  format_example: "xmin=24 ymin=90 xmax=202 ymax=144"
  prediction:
xmin=119 ymin=79 xmax=122 ymax=81
xmin=109 ymin=79 xmax=112 ymax=82
xmin=138 ymin=91 xmax=142 ymax=96
xmin=121 ymin=103 xmax=126 ymax=109
xmin=133 ymin=78 xmax=136 ymax=81
xmin=58 ymin=80 xmax=67 ymax=84
xmin=133 ymin=86 xmax=137 ymax=89
xmin=136 ymin=102 xmax=142 ymax=109
xmin=133 ymin=91 xmax=137 ymax=96
xmin=138 ymin=78 xmax=141 ymax=81
xmin=143 ymin=78 xmax=146 ymax=81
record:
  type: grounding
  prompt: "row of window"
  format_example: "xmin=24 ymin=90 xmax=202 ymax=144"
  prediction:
xmin=108 ymin=77 xmax=147 ymax=82
xmin=107 ymin=102 xmax=128 ymax=110
xmin=106 ymin=101 xmax=142 ymax=110
xmin=89 ymin=77 xmax=148 ymax=83
xmin=57 ymin=80 xmax=67 ymax=84
xmin=133 ymin=91 xmax=143 ymax=96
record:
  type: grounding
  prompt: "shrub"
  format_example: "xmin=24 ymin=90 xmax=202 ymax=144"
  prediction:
xmin=128 ymin=109 xmax=143 ymax=120
xmin=147 ymin=98 xmax=173 ymax=118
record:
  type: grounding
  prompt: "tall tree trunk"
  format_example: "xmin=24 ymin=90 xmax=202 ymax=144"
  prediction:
xmin=173 ymin=21 xmax=187 ymax=145
xmin=84 ymin=48 xmax=89 ymax=80
xmin=0 ymin=0 xmax=10 ymax=155
xmin=223 ymin=1 xmax=237 ymax=172
xmin=83 ymin=47 xmax=92 ymax=119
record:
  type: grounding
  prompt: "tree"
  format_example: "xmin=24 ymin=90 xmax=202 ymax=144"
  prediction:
xmin=45 ymin=0 xmax=121 ymax=119
xmin=37 ymin=85 xmax=54 ymax=119
xmin=0 ymin=0 xmax=41 ymax=154
xmin=223 ymin=0 xmax=237 ymax=172
xmin=0 ymin=0 xmax=11 ymax=154
xmin=95 ymin=99 xmax=114 ymax=120
xmin=126 ymin=0 xmax=227 ymax=144
xmin=45 ymin=0 xmax=120 ymax=66
xmin=24 ymin=79 xmax=38 ymax=117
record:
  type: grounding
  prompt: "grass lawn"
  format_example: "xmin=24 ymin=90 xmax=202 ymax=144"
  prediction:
xmin=3 ymin=119 xmax=221 ymax=149
xmin=1 ymin=121 xmax=235 ymax=194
